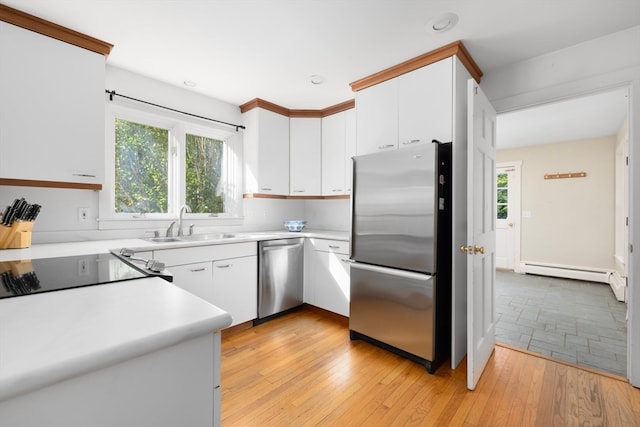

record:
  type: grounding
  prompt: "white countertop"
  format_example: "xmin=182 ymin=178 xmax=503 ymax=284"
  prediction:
xmin=0 ymin=229 xmax=349 ymax=261
xmin=0 ymin=229 xmax=348 ymax=402
xmin=0 ymin=276 xmax=232 ymax=402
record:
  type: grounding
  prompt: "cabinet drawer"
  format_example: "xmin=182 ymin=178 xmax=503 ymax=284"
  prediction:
xmin=311 ymin=239 xmax=350 ymax=254
xmin=153 ymin=242 xmax=257 ymax=266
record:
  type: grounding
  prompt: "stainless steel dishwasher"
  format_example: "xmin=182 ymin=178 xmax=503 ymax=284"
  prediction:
xmin=255 ymin=238 xmax=304 ymax=324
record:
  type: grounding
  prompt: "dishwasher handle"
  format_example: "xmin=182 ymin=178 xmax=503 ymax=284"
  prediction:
xmin=262 ymin=242 xmax=303 ymax=252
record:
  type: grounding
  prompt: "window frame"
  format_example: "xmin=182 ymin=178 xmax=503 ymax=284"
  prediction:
xmin=99 ymin=101 xmax=243 ymax=230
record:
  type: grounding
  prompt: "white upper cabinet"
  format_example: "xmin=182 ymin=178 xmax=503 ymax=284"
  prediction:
xmin=290 ymin=117 xmax=321 ymax=195
xmin=398 ymin=57 xmax=453 ymax=147
xmin=321 ymin=108 xmax=356 ymax=196
xmin=355 ymin=57 xmax=454 ymax=155
xmin=321 ymin=111 xmax=347 ymax=195
xmin=345 ymin=108 xmax=356 ymax=194
xmin=243 ymin=107 xmax=290 ymax=195
xmin=0 ymin=22 xmax=105 ymax=184
xmin=356 ymin=78 xmax=398 ymax=155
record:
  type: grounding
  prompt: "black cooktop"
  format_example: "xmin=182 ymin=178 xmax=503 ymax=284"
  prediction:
xmin=0 ymin=252 xmax=168 ymax=300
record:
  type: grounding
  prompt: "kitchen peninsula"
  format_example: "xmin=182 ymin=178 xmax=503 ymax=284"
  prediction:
xmin=0 ymin=238 xmax=233 ymax=427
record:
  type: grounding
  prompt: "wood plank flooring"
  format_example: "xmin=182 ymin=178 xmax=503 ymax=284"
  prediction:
xmin=220 ymin=306 xmax=640 ymax=426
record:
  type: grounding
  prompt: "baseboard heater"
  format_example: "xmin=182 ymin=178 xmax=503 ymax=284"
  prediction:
xmin=519 ymin=262 xmax=625 ymax=302
xmin=520 ymin=262 xmax=610 ymax=283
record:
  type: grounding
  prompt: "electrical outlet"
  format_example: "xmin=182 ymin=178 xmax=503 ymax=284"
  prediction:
xmin=78 ymin=259 xmax=89 ymax=276
xmin=78 ymin=207 xmax=90 ymax=223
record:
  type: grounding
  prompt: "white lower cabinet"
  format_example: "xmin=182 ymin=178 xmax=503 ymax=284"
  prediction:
xmin=152 ymin=242 xmax=258 ymax=327
xmin=305 ymin=239 xmax=351 ymax=317
xmin=0 ymin=333 xmax=219 ymax=427
xmin=170 ymin=262 xmax=214 ymax=303
xmin=213 ymin=256 xmax=257 ymax=326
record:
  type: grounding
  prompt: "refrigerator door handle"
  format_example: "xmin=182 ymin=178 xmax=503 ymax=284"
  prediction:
xmin=350 ymin=262 xmax=432 ymax=281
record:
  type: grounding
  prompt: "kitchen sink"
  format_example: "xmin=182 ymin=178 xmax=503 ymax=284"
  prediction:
xmin=149 ymin=237 xmax=184 ymax=243
xmin=180 ymin=233 xmax=238 ymax=241
xmin=147 ymin=233 xmax=240 ymax=243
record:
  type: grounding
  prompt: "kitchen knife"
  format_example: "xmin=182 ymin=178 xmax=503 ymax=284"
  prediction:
xmin=15 ymin=200 xmax=30 ymax=221
xmin=2 ymin=199 xmax=19 ymax=226
xmin=27 ymin=204 xmax=41 ymax=221
xmin=1 ymin=206 xmax=10 ymax=225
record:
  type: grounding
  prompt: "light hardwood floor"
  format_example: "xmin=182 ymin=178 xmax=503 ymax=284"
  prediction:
xmin=221 ymin=306 xmax=640 ymax=426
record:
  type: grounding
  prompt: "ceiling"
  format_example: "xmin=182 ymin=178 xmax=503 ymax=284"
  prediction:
xmin=3 ymin=0 xmax=638 ymax=148
xmin=497 ymin=87 xmax=629 ymax=149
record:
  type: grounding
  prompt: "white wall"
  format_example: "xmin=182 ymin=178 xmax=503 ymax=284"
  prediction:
xmin=497 ymin=136 xmax=615 ymax=269
xmin=482 ymin=25 xmax=640 ymax=386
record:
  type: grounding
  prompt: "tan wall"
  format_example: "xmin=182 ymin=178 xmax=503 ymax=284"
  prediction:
xmin=497 ymin=136 xmax=615 ymax=269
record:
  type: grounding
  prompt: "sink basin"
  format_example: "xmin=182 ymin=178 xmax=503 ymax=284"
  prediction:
xmin=180 ymin=233 xmax=238 ymax=241
xmin=148 ymin=237 xmax=184 ymax=243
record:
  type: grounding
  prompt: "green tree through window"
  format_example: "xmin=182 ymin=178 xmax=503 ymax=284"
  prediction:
xmin=497 ymin=172 xmax=508 ymax=219
xmin=115 ymin=119 xmax=168 ymax=213
xmin=186 ymin=133 xmax=224 ymax=213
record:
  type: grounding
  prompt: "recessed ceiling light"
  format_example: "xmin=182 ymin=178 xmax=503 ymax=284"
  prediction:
xmin=426 ymin=12 xmax=458 ymax=34
xmin=183 ymin=80 xmax=197 ymax=87
xmin=310 ymin=75 xmax=325 ymax=85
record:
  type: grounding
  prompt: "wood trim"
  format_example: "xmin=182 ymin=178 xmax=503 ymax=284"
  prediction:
xmin=321 ymin=99 xmax=356 ymax=117
xmin=243 ymin=193 xmax=350 ymax=200
xmin=239 ymin=98 xmax=290 ymax=116
xmin=289 ymin=109 xmax=323 ymax=118
xmin=349 ymin=40 xmax=482 ymax=92
xmin=0 ymin=4 xmax=113 ymax=57
xmin=0 ymin=178 xmax=102 ymax=191
xmin=240 ymin=98 xmax=355 ymax=117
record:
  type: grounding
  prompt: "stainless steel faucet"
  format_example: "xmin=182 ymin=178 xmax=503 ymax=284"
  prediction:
xmin=166 ymin=221 xmax=176 ymax=237
xmin=177 ymin=204 xmax=192 ymax=236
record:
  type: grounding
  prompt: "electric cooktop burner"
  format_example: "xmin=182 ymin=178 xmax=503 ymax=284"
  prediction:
xmin=0 ymin=252 xmax=171 ymax=300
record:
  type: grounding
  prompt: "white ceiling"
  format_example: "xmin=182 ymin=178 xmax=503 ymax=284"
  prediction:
xmin=3 ymin=0 xmax=638 ymax=148
xmin=497 ymin=87 xmax=629 ymax=149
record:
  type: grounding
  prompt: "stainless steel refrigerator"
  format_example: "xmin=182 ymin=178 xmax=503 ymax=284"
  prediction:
xmin=349 ymin=142 xmax=451 ymax=374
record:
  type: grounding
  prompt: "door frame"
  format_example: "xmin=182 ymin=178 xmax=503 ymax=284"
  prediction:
xmin=496 ymin=161 xmax=522 ymax=272
xmin=492 ymin=82 xmax=637 ymax=386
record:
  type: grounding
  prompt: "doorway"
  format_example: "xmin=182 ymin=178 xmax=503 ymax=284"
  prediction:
xmin=494 ymin=87 xmax=630 ymax=377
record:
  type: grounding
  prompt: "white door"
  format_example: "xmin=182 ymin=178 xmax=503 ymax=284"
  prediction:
xmin=466 ymin=80 xmax=497 ymax=390
xmin=495 ymin=162 xmax=521 ymax=270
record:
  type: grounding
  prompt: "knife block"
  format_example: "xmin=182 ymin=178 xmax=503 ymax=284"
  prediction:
xmin=0 ymin=221 xmax=34 ymax=249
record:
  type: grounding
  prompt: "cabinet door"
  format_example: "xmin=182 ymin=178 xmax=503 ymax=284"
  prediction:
xmin=290 ymin=118 xmax=321 ymax=195
xmin=321 ymin=112 xmax=346 ymax=195
xmin=258 ymin=109 xmax=290 ymax=194
xmin=345 ymin=108 xmax=357 ymax=194
xmin=170 ymin=262 xmax=214 ymax=304
xmin=356 ymin=78 xmax=398 ymax=155
xmin=0 ymin=22 xmax=104 ymax=184
xmin=212 ymin=256 xmax=257 ymax=326
xmin=307 ymin=239 xmax=351 ymax=317
xmin=398 ymin=58 xmax=453 ymax=147
xmin=310 ymin=251 xmax=351 ymax=317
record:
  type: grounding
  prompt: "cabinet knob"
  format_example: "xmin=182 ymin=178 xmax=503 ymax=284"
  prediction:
xmin=377 ymin=144 xmax=395 ymax=150
xmin=216 ymin=264 xmax=232 ymax=268
xmin=261 ymin=187 xmax=273 ymax=191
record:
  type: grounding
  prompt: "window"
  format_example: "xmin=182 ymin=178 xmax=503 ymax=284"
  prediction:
xmin=496 ymin=172 xmax=508 ymax=219
xmin=115 ymin=119 xmax=169 ymax=213
xmin=101 ymin=103 xmax=242 ymax=227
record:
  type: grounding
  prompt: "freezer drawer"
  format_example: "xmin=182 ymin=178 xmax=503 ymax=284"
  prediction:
xmin=349 ymin=262 xmax=435 ymax=362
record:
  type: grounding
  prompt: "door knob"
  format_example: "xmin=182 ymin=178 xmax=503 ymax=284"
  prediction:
xmin=508 ymin=222 xmax=514 ymax=228
xmin=460 ymin=245 xmax=473 ymax=254
xmin=460 ymin=245 xmax=485 ymax=255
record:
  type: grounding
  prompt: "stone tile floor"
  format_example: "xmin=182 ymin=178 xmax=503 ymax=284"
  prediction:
xmin=495 ymin=270 xmax=628 ymax=377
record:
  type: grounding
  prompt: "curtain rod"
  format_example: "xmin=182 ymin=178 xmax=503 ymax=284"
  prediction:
xmin=105 ymin=90 xmax=246 ymax=132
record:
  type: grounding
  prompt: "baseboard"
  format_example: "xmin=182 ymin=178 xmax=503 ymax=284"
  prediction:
xmin=609 ymin=271 xmax=627 ymax=302
xmin=519 ymin=262 xmax=611 ymax=284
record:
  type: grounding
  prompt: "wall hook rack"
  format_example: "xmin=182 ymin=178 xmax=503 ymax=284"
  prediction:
xmin=544 ymin=172 xmax=587 ymax=180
